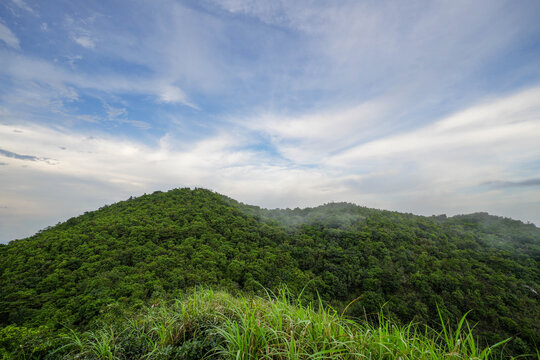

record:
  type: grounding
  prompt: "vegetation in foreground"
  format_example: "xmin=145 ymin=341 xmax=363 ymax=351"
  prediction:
xmin=2 ymin=288 xmax=534 ymax=359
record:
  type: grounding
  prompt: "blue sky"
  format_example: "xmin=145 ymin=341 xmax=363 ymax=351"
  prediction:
xmin=1 ymin=0 xmax=540 ymax=242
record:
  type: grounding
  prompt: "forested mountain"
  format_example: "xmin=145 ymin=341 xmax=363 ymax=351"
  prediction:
xmin=1 ymin=188 xmax=538 ymax=357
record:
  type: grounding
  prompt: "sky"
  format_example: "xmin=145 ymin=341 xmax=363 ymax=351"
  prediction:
xmin=1 ymin=0 xmax=540 ymax=243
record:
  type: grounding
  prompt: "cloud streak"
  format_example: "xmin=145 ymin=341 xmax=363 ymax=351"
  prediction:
xmin=330 ymin=87 xmax=540 ymax=166
xmin=11 ymin=0 xmax=35 ymax=14
xmin=0 ymin=22 xmax=20 ymax=49
xmin=0 ymin=148 xmax=43 ymax=161
xmin=483 ymin=178 xmax=540 ymax=188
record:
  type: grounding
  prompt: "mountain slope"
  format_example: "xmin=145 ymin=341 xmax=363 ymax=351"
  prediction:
xmin=1 ymin=188 xmax=538 ymax=355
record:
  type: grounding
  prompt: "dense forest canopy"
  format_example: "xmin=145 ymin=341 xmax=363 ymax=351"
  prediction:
xmin=1 ymin=188 xmax=538 ymax=357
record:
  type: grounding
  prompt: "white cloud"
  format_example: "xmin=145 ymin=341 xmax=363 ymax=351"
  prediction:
xmin=0 ymin=23 xmax=20 ymax=49
xmin=102 ymin=102 xmax=151 ymax=129
xmin=212 ymin=0 xmax=539 ymax=114
xmin=73 ymin=36 xmax=95 ymax=49
xmin=157 ymin=84 xmax=198 ymax=108
xmin=11 ymin=0 xmax=35 ymax=14
xmin=239 ymin=100 xmax=391 ymax=163
xmin=0 ymin=51 xmax=197 ymax=112
xmin=330 ymin=86 xmax=540 ymax=166
xmin=216 ymin=0 xmax=291 ymax=27
xmin=104 ymin=103 xmax=127 ymax=120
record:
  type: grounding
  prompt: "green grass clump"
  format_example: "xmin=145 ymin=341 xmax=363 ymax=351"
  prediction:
xmin=47 ymin=288 xmax=532 ymax=359
xmin=212 ymin=289 xmax=515 ymax=360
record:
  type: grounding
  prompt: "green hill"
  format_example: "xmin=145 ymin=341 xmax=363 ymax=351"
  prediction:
xmin=1 ymin=188 xmax=538 ymax=357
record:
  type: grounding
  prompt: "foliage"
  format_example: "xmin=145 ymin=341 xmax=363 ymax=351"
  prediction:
xmin=1 ymin=188 xmax=538 ymax=357
xmin=1 ymin=289 xmax=526 ymax=359
xmin=0 ymin=325 xmax=65 ymax=359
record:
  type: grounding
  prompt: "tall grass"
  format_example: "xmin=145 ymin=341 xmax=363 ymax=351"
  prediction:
xmin=57 ymin=288 xmax=529 ymax=359
xmin=213 ymin=288 xmax=513 ymax=360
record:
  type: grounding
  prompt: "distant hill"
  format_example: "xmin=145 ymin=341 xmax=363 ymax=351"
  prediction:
xmin=1 ymin=188 xmax=538 ymax=356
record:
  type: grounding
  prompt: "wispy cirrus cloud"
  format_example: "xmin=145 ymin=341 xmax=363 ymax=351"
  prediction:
xmin=0 ymin=22 xmax=20 ymax=49
xmin=0 ymin=49 xmax=196 ymax=116
xmin=65 ymin=13 xmax=98 ymax=49
xmin=11 ymin=0 xmax=35 ymax=15
xmin=329 ymin=86 xmax=540 ymax=167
